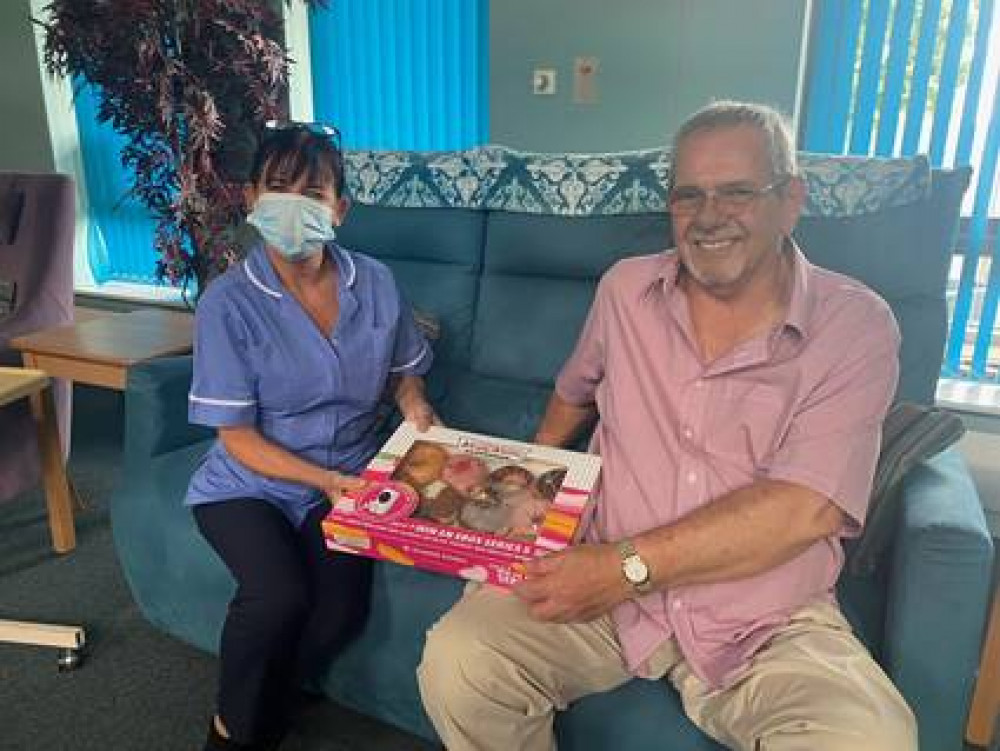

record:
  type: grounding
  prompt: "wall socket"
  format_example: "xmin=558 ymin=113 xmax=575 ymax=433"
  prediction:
xmin=532 ymin=68 xmax=557 ymax=96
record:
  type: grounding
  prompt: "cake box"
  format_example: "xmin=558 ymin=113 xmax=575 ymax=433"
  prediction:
xmin=322 ymin=422 xmax=602 ymax=588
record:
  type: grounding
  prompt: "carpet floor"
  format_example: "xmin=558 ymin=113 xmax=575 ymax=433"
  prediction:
xmin=0 ymin=386 xmax=435 ymax=751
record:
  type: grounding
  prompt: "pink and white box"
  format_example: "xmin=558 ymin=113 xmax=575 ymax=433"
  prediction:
xmin=322 ymin=422 xmax=602 ymax=588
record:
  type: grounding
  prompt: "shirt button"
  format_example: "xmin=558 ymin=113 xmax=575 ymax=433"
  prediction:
xmin=672 ymin=599 xmax=683 ymax=611
xmin=686 ymin=471 xmax=697 ymax=485
xmin=683 ymin=426 xmax=693 ymax=440
xmin=694 ymin=380 xmax=704 ymax=390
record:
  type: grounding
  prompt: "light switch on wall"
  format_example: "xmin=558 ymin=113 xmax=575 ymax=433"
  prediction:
xmin=533 ymin=68 xmax=557 ymax=96
xmin=573 ymin=56 xmax=599 ymax=104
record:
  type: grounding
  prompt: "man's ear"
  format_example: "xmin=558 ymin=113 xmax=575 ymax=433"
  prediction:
xmin=781 ymin=176 xmax=807 ymax=235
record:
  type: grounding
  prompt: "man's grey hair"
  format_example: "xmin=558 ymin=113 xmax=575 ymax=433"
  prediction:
xmin=671 ymin=101 xmax=798 ymax=182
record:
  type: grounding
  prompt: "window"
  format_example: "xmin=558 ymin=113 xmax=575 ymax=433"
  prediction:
xmin=37 ymin=1 xmax=488 ymax=300
xmin=802 ymin=0 xmax=1000 ymax=388
xmin=308 ymin=0 xmax=489 ymax=150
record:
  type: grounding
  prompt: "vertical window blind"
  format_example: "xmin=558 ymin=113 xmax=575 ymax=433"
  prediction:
xmin=803 ymin=0 xmax=1000 ymax=382
xmin=308 ymin=0 xmax=489 ymax=150
xmin=71 ymin=2 xmax=489 ymax=288
xmin=74 ymin=82 xmax=160 ymax=286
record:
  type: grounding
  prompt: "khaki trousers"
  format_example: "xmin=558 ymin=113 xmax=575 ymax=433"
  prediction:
xmin=417 ymin=585 xmax=916 ymax=751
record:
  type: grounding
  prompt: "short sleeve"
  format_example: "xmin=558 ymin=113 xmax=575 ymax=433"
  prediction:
xmin=764 ymin=301 xmax=900 ymax=532
xmin=389 ymin=285 xmax=433 ymax=377
xmin=555 ymin=275 xmax=609 ymax=406
xmin=188 ymin=289 xmax=258 ymax=427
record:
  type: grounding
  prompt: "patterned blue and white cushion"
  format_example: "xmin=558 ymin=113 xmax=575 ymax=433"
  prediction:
xmin=344 ymin=146 xmax=931 ymax=218
xmin=797 ymin=152 xmax=930 ymax=217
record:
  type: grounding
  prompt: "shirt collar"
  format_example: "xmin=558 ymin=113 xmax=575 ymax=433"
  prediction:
xmin=647 ymin=238 xmax=813 ymax=339
xmin=243 ymin=241 xmax=357 ymax=299
xmin=782 ymin=239 xmax=812 ymax=338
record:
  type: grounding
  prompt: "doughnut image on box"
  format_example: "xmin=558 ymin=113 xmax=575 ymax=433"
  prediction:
xmin=395 ymin=442 xmax=567 ymax=543
xmin=323 ymin=423 xmax=601 ymax=588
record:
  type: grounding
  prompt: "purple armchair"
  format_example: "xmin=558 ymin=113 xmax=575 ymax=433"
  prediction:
xmin=0 ymin=172 xmax=75 ymax=502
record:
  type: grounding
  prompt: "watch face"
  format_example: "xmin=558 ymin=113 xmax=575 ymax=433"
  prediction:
xmin=624 ymin=556 xmax=649 ymax=584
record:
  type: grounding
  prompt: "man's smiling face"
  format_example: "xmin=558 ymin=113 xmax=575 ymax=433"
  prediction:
xmin=670 ymin=124 xmax=803 ymax=300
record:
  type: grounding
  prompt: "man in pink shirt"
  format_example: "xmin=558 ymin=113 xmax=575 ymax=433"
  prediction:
xmin=418 ymin=101 xmax=916 ymax=751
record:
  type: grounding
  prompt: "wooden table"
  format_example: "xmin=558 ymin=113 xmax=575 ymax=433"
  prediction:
xmin=8 ymin=308 xmax=194 ymax=551
xmin=11 ymin=307 xmax=194 ymax=390
xmin=0 ymin=368 xmax=75 ymax=553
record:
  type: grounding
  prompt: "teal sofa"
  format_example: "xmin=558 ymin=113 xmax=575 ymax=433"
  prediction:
xmin=110 ymin=148 xmax=993 ymax=751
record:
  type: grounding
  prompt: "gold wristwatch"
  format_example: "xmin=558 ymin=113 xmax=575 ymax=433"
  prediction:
xmin=617 ymin=539 xmax=653 ymax=595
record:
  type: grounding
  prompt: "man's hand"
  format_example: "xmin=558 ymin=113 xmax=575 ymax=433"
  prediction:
xmin=512 ymin=544 xmax=631 ymax=623
xmin=321 ymin=471 xmax=368 ymax=502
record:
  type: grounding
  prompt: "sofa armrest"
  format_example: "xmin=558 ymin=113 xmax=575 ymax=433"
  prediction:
xmin=884 ymin=446 xmax=993 ymax=751
xmin=124 ymin=355 xmax=212 ymax=463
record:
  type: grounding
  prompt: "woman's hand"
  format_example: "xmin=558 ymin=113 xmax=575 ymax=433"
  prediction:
xmin=394 ymin=375 xmax=441 ymax=432
xmin=321 ymin=470 xmax=368 ymax=502
xmin=401 ymin=399 xmax=442 ymax=432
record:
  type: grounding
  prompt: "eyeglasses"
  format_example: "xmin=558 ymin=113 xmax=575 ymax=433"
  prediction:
xmin=668 ymin=175 xmax=790 ymax=216
xmin=263 ymin=120 xmax=342 ymax=152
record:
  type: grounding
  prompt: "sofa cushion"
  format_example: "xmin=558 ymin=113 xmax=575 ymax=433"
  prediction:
xmin=428 ymin=365 xmax=552 ymax=442
xmin=557 ymin=679 xmax=724 ymax=750
xmin=474 ymin=211 xmax=670 ymax=385
xmin=125 ymin=355 xmax=212 ymax=459
xmin=886 ymin=297 xmax=949 ymax=408
xmin=794 ymin=167 xmax=970 ymax=405
xmin=797 ymin=152 xmax=931 ymax=217
xmin=111 ymin=439 xmax=231 ymax=654
xmin=324 ymin=565 xmax=464 ymax=742
xmin=346 ymin=147 xmax=931 ymax=219
xmin=795 ymin=168 xmax=969 ymax=301
xmin=339 ymin=205 xmax=483 ymax=368
xmin=484 ymin=211 xmax=671 ymax=276
xmin=379 ymin=257 xmax=478 ymax=366
xmin=474 ymin=274 xmax=596 ymax=386
xmin=341 ymin=204 xmax=484 ymax=267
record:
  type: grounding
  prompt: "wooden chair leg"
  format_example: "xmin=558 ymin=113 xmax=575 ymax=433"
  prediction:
xmin=29 ymin=383 xmax=76 ymax=553
xmin=968 ymin=586 xmax=1000 ymax=747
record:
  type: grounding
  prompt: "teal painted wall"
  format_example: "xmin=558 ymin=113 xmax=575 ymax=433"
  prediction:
xmin=0 ymin=0 xmax=54 ymax=171
xmin=2 ymin=1 xmax=809 ymax=168
xmin=490 ymin=0 xmax=809 ymax=152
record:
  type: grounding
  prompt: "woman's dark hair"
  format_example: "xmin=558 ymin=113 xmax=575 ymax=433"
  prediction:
xmin=249 ymin=126 xmax=346 ymax=197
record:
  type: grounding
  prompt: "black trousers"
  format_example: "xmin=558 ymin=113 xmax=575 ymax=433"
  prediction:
xmin=194 ymin=498 xmax=372 ymax=744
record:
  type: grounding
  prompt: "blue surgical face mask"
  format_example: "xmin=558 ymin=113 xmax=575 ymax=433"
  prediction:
xmin=247 ymin=192 xmax=337 ymax=262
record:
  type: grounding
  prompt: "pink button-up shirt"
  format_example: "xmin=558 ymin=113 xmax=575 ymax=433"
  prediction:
xmin=555 ymin=244 xmax=900 ymax=688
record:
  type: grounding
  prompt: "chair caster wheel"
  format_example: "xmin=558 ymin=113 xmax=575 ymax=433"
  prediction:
xmin=57 ymin=647 xmax=84 ymax=671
